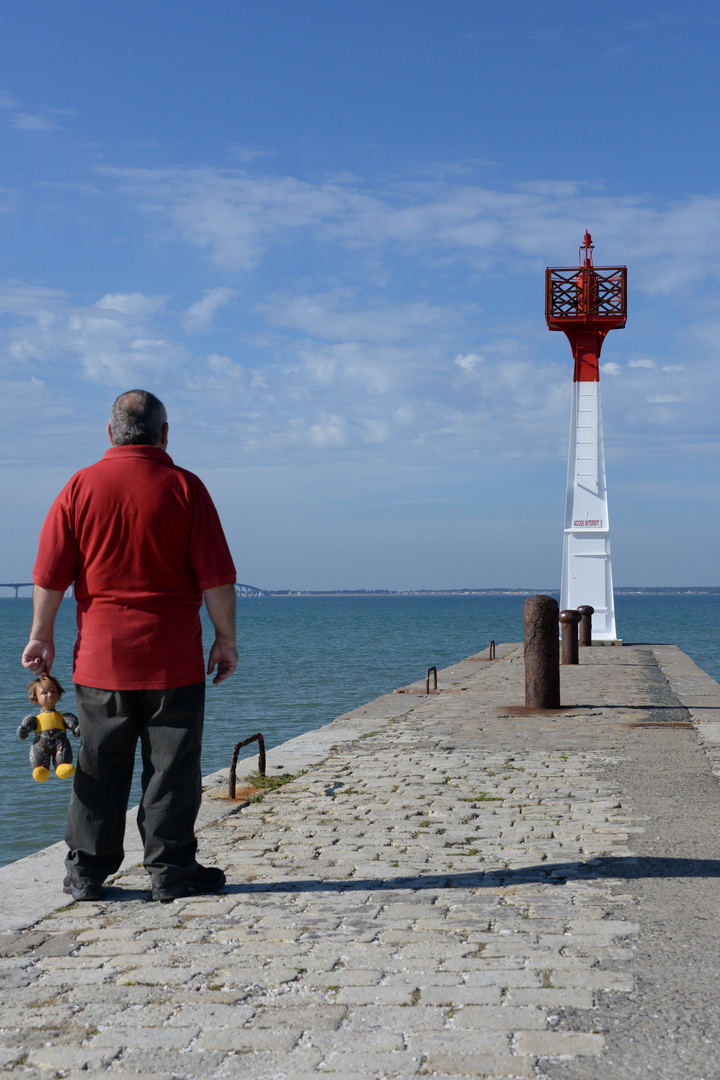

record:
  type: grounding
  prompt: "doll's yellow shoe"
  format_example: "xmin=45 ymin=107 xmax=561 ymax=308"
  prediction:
xmin=55 ymin=764 xmax=75 ymax=779
xmin=33 ymin=766 xmax=50 ymax=783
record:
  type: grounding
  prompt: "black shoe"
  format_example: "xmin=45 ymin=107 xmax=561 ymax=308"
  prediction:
xmin=151 ymin=864 xmax=226 ymax=903
xmin=63 ymin=875 xmax=104 ymax=902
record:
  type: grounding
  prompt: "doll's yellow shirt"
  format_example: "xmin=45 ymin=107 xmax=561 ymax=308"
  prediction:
xmin=35 ymin=710 xmax=66 ymax=732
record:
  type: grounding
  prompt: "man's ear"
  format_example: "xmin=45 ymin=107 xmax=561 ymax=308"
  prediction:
xmin=107 ymin=424 xmax=114 ymax=446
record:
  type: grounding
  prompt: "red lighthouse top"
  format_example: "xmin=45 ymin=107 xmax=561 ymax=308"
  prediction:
xmin=546 ymin=232 xmax=627 ymax=381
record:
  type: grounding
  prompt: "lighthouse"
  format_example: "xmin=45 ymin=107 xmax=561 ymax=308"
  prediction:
xmin=546 ymin=232 xmax=627 ymax=641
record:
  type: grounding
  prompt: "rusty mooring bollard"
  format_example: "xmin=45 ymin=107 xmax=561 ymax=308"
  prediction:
xmin=524 ymin=594 xmax=560 ymax=708
xmin=559 ymin=609 xmax=582 ymax=665
xmin=577 ymin=605 xmax=595 ymax=647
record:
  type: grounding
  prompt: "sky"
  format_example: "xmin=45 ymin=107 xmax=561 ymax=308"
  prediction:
xmin=1 ymin=0 xmax=719 ymax=590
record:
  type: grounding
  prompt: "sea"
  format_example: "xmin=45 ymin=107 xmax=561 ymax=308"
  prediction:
xmin=2 ymin=592 xmax=719 ymax=869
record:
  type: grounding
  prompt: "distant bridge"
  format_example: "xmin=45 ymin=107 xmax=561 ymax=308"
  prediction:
xmin=234 ymin=582 xmax=265 ymax=598
xmin=1 ymin=581 xmax=265 ymax=599
xmin=0 ymin=582 xmax=34 ymax=598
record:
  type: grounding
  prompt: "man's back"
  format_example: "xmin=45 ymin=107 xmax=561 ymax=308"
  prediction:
xmin=34 ymin=444 xmax=236 ymax=689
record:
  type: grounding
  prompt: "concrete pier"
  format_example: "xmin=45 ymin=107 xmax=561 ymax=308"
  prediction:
xmin=2 ymin=642 xmax=720 ymax=1078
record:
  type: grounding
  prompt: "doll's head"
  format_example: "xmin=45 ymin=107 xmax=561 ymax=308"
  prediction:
xmin=28 ymin=674 xmax=65 ymax=712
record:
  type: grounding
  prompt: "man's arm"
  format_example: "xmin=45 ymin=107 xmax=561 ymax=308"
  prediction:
xmin=21 ymin=586 xmax=65 ymax=674
xmin=204 ymin=583 xmax=238 ymax=685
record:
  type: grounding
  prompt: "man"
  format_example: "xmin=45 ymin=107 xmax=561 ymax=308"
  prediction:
xmin=21 ymin=389 xmax=238 ymax=903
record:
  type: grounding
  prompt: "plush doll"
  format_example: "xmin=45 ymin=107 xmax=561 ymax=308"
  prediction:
xmin=17 ymin=675 xmax=80 ymax=783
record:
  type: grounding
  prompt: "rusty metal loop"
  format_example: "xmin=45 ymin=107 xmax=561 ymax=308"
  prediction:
xmin=228 ymin=732 xmax=266 ymax=800
xmin=425 ymin=666 xmax=438 ymax=694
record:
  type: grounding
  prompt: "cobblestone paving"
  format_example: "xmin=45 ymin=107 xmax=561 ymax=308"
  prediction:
xmin=0 ymin=646 xmax=698 ymax=1078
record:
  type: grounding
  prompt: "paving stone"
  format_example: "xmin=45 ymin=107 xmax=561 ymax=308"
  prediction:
xmin=307 ymin=1028 xmax=405 ymax=1052
xmin=323 ymin=1049 xmax=424 ymax=1071
xmin=213 ymin=1050 xmax=325 ymax=1076
xmin=514 ymin=1029 xmax=605 ymax=1056
xmin=343 ymin=1004 xmax=449 ymax=1031
xmin=195 ymin=1026 xmax=302 ymax=1051
xmin=505 ymin=987 xmax=594 ymax=1008
xmin=105 ymin=1047 xmax=228 ymax=1073
xmin=89 ymin=1026 xmax=199 ymax=1048
xmin=447 ymin=1005 xmax=548 ymax=1031
xmin=421 ymin=1052 xmax=536 ymax=1077
xmin=418 ymin=984 xmax=502 ymax=1006
xmin=251 ymin=1004 xmax=347 ymax=1029
xmin=405 ymin=1031 xmax=511 ymax=1055
xmin=336 ymin=984 xmax=416 ymax=1004
xmin=545 ymin=969 xmax=635 ymax=991
xmin=26 ymin=1046 xmax=119 ymax=1070
xmin=166 ymin=1002 xmax=256 ymax=1026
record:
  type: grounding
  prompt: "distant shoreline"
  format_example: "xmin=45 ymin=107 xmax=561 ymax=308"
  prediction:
xmin=3 ymin=587 xmax=720 ymax=601
xmin=239 ymin=587 xmax=720 ymax=598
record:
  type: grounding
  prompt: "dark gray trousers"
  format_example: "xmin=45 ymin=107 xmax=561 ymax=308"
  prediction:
xmin=64 ymin=682 xmax=205 ymax=885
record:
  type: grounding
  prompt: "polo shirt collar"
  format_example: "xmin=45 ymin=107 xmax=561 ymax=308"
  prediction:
xmin=103 ymin=445 xmax=173 ymax=465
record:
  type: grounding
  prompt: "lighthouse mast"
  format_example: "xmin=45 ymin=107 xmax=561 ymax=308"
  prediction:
xmin=546 ymin=232 xmax=627 ymax=642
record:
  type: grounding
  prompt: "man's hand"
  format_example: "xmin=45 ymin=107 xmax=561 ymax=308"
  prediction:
xmin=207 ymin=640 xmax=238 ymax=685
xmin=21 ymin=637 xmax=55 ymax=675
xmin=22 ymin=587 xmax=64 ymax=674
xmin=203 ymin=583 xmax=237 ymax=685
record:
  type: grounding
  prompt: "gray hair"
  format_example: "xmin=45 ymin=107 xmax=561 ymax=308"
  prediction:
xmin=109 ymin=390 xmax=168 ymax=446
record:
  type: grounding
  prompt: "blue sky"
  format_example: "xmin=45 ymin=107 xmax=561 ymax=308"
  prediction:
xmin=1 ymin=1 xmax=719 ymax=589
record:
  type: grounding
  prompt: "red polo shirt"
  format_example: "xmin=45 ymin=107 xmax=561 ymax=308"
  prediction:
xmin=33 ymin=446 xmax=237 ymax=690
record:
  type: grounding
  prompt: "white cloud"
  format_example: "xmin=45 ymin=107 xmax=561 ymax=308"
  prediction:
xmin=0 ymin=282 xmax=69 ymax=314
xmin=10 ymin=112 xmax=61 ymax=132
xmin=226 ymin=145 xmax=276 ymax=163
xmin=96 ymin=292 xmax=168 ymax=315
xmin=182 ymin=287 xmax=236 ymax=331
xmin=260 ymin=289 xmax=452 ymax=344
xmin=102 ymin=166 xmax=359 ymax=269
xmin=130 ymin=338 xmax=168 ymax=350
xmin=185 ymin=352 xmax=249 ymax=393
xmin=600 ymin=362 xmax=621 ymax=375
xmin=0 ymin=188 xmax=18 ymax=212
xmin=0 ymin=284 xmax=183 ymax=391
xmin=628 ymin=359 xmax=655 ymax=368
xmin=454 ymin=353 xmax=484 ymax=371
xmin=309 ymin=415 xmax=347 ymax=447
xmin=0 ymin=91 xmax=66 ymax=133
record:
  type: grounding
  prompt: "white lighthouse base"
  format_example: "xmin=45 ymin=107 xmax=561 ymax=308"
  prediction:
xmin=560 ymin=380 xmax=617 ymax=641
xmin=561 ymin=529 xmax=618 ymax=640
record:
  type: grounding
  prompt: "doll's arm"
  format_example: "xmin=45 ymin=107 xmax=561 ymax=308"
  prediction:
xmin=17 ymin=715 xmax=38 ymax=740
xmin=63 ymin=712 xmax=80 ymax=736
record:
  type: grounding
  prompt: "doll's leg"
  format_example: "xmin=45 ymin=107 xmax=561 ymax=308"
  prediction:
xmin=29 ymin=740 xmax=50 ymax=783
xmin=54 ymin=733 xmax=75 ymax=779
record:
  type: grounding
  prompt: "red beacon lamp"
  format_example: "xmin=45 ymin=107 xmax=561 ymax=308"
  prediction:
xmin=546 ymin=232 xmax=627 ymax=643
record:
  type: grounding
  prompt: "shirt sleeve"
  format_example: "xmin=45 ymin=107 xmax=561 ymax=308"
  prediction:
xmin=33 ymin=486 xmax=80 ymax=591
xmin=188 ymin=481 xmax=237 ymax=591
